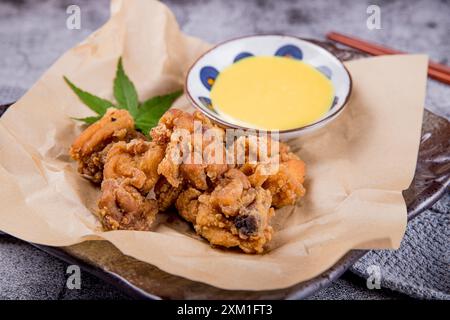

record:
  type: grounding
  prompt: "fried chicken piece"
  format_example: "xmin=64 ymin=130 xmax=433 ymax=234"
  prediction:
xmin=234 ymin=137 xmax=306 ymax=207
xmin=154 ymin=109 xmax=228 ymax=189
xmin=154 ymin=177 xmax=183 ymax=211
xmin=175 ymin=170 xmax=250 ymax=223
xmin=202 ymin=127 xmax=229 ymax=181
xmin=176 ymin=168 xmax=274 ymax=253
xmin=98 ymin=139 xmax=165 ymax=230
xmin=152 ymin=109 xmax=305 ymax=252
xmin=150 ymin=109 xmax=197 ymax=145
xmin=176 ymin=187 xmax=202 ymax=223
xmin=240 ymin=162 xmax=270 ymax=187
xmin=103 ymin=139 xmax=164 ymax=193
xmin=159 ymin=144 xmax=228 ymax=190
xmin=196 ymin=186 xmax=274 ymax=254
xmin=157 ymin=136 xmax=184 ymax=187
xmin=155 ymin=109 xmax=214 ymax=134
xmin=155 ymin=112 xmax=197 ymax=186
xmin=228 ymin=135 xmax=284 ymax=165
xmin=178 ymin=143 xmax=228 ymax=190
xmin=209 ymin=169 xmax=254 ymax=216
xmin=180 ymin=160 xmax=208 ymax=190
xmin=262 ymin=154 xmax=306 ymax=207
xmin=98 ymin=179 xmax=158 ymax=231
xmin=70 ymin=108 xmax=138 ymax=183
xmin=228 ymin=135 xmax=282 ymax=187
xmin=72 ymin=107 xmax=306 ymax=252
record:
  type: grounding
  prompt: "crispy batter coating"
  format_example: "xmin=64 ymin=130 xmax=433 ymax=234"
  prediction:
xmin=98 ymin=179 xmax=158 ymax=231
xmin=70 ymin=108 xmax=139 ymax=183
xmin=157 ymin=136 xmax=184 ymax=187
xmin=176 ymin=169 xmax=274 ymax=253
xmin=97 ymin=133 xmax=165 ymax=230
xmin=72 ymin=108 xmax=306 ymax=252
xmin=176 ymin=187 xmax=202 ymax=223
xmin=235 ymin=138 xmax=306 ymax=207
xmin=71 ymin=109 xmax=163 ymax=231
xmin=196 ymin=186 xmax=274 ymax=254
xmin=103 ymin=139 xmax=164 ymax=193
xmin=262 ymin=154 xmax=306 ymax=207
xmin=154 ymin=110 xmax=228 ymax=190
xmin=210 ymin=169 xmax=253 ymax=216
xmin=154 ymin=177 xmax=183 ymax=211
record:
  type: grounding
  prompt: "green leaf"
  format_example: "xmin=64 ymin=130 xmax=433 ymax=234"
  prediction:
xmin=135 ymin=90 xmax=183 ymax=134
xmin=64 ymin=76 xmax=114 ymax=115
xmin=113 ymin=58 xmax=139 ymax=117
xmin=135 ymin=118 xmax=159 ymax=135
xmin=72 ymin=116 xmax=101 ymax=125
xmin=139 ymin=90 xmax=182 ymax=114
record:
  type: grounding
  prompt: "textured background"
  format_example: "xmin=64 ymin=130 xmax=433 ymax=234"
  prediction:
xmin=0 ymin=0 xmax=448 ymax=299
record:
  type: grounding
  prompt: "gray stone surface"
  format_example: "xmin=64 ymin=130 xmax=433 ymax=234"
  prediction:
xmin=0 ymin=236 xmax=128 ymax=300
xmin=0 ymin=234 xmax=408 ymax=300
xmin=352 ymin=193 xmax=450 ymax=300
xmin=0 ymin=0 xmax=448 ymax=300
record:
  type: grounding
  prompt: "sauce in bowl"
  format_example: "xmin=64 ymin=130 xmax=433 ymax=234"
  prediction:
xmin=210 ymin=56 xmax=334 ymax=130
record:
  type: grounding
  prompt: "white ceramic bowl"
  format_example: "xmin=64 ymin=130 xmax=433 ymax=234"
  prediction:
xmin=185 ymin=35 xmax=352 ymax=140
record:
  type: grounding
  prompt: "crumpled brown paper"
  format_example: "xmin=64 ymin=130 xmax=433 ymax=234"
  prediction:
xmin=0 ymin=0 xmax=427 ymax=290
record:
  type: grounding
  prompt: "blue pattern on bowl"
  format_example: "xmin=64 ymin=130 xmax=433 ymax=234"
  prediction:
xmin=274 ymin=44 xmax=303 ymax=59
xmin=200 ymin=66 xmax=219 ymax=90
xmin=332 ymin=96 xmax=338 ymax=107
xmin=317 ymin=65 xmax=332 ymax=79
xmin=234 ymin=52 xmax=254 ymax=63
xmin=198 ymin=96 xmax=215 ymax=112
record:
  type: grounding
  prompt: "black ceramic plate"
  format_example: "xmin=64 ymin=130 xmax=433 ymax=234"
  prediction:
xmin=0 ymin=41 xmax=449 ymax=299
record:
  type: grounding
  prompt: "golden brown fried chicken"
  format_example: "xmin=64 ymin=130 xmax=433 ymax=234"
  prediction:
xmin=209 ymin=169 xmax=254 ymax=216
xmin=72 ymin=107 xmax=306 ymax=252
xmin=98 ymin=179 xmax=158 ymax=231
xmin=154 ymin=177 xmax=183 ymax=211
xmin=157 ymin=134 xmax=184 ymax=187
xmin=71 ymin=109 xmax=166 ymax=231
xmin=150 ymin=108 xmax=194 ymax=145
xmin=70 ymin=108 xmax=139 ymax=183
xmin=176 ymin=168 xmax=274 ymax=253
xmin=232 ymin=136 xmax=306 ymax=207
xmin=154 ymin=110 xmax=197 ymax=187
xmin=103 ymin=139 xmax=164 ymax=193
xmin=196 ymin=186 xmax=274 ymax=254
xmin=151 ymin=109 xmax=306 ymax=253
xmin=176 ymin=187 xmax=202 ymax=223
xmin=97 ymin=134 xmax=166 ymax=230
xmin=180 ymin=160 xmax=208 ymax=190
xmin=262 ymin=153 xmax=306 ymax=208
xmin=153 ymin=109 xmax=228 ymax=190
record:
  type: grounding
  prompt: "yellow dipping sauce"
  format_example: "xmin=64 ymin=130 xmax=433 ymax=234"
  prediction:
xmin=210 ymin=56 xmax=334 ymax=130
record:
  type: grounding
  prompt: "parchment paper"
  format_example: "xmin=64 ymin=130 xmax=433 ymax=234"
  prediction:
xmin=0 ymin=0 xmax=427 ymax=290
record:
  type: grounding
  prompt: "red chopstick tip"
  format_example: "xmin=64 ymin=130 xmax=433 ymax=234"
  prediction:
xmin=326 ymin=31 xmax=450 ymax=85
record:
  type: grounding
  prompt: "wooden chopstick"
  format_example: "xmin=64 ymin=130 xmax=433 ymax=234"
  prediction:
xmin=326 ymin=32 xmax=450 ymax=85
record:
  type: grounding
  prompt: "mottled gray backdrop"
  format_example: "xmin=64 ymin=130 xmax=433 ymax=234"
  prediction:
xmin=0 ymin=0 xmax=448 ymax=299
